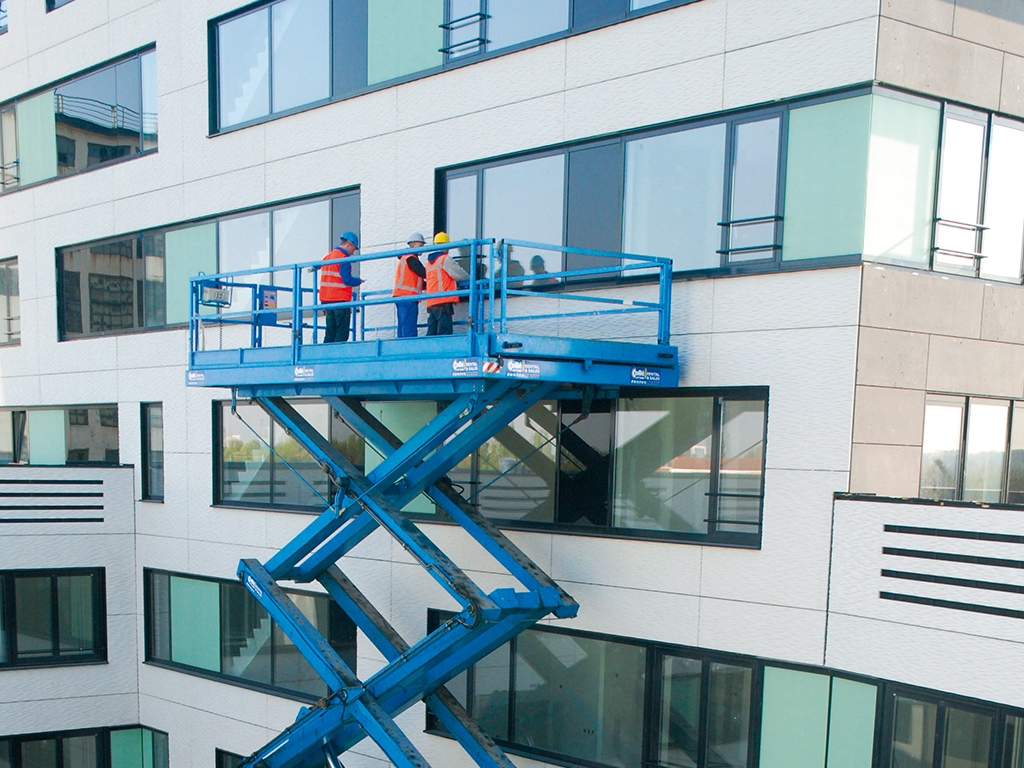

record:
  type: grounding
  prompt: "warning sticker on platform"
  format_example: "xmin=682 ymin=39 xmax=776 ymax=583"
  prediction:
xmin=482 ymin=360 xmax=501 ymax=374
xmin=452 ymin=358 xmax=481 ymax=377
xmin=186 ymin=371 xmax=205 ymax=385
xmin=631 ymin=367 xmax=661 ymax=385
xmin=294 ymin=366 xmax=315 ymax=380
xmin=506 ymin=359 xmax=541 ymax=379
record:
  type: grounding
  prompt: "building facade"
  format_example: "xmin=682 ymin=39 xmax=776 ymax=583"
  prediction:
xmin=1 ymin=1 xmax=1024 ymax=767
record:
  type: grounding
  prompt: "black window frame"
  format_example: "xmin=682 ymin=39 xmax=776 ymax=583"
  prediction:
xmin=141 ymin=402 xmax=164 ymax=501
xmin=0 ymin=725 xmax=168 ymax=768
xmin=919 ymin=394 xmax=1024 ymax=505
xmin=208 ymin=0 xmax=705 ymax=135
xmin=56 ymin=187 xmax=359 ymax=341
xmin=0 ymin=567 xmax=107 ymax=669
xmin=437 ymin=103 xmax=789 ymax=286
xmin=215 ymin=749 xmax=246 ymax=768
xmin=46 ymin=0 xmax=77 ymax=11
xmin=142 ymin=568 xmax=357 ymax=702
xmin=0 ymin=256 xmax=19 ymax=345
xmin=0 ymin=46 xmax=157 ymax=196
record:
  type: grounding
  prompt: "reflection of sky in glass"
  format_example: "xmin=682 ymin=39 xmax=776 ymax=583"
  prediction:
xmin=937 ymin=118 xmax=985 ymax=259
xmin=273 ymin=200 xmax=329 ymax=294
xmin=923 ymin=404 xmax=963 ymax=451
xmin=966 ymin=401 xmax=1008 ymax=452
xmin=446 ymin=175 xmax=477 ymax=241
xmin=272 ymin=0 xmax=330 ymax=113
xmin=864 ymin=135 xmax=920 ymax=259
xmin=483 ymin=155 xmax=564 ymax=274
xmin=981 ymin=123 xmax=1024 ymax=281
xmin=487 ymin=0 xmax=568 ymax=50
xmin=219 ymin=9 xmax=270 ymax=127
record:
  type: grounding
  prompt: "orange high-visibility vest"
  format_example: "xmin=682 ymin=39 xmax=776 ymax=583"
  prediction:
xmin=393 ymin=254 xmax=425 ymax=297
xmin=319 ymin=249 xmax=353 ymax=303
xmin=425 ymin=254 xmax=458 ymax=308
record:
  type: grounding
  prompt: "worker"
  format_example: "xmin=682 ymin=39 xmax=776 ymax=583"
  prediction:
xmin=424 ymin=232 xmax=468 ymax=336
xmin=393 ymin=232 xmax=427 ymax=338
xmin=529 ymin=254 xmax=557 ymax=286
xmin=319 ymin=231 xmax=362 ymax=343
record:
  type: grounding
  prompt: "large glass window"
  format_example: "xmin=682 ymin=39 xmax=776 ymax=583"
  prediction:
xmin=934 ymin=110 xmax=987 ymax=276
xmin=461 ymin=390 xmax=766 ymax=545
xmin=448 ymin=110 xmax=783 ymax=276
xmin=0 ymin=727 xmax=167 ymax=768
xmin=141 ymin=403 xmax=164 ymax=501
xmin=444 ymin=0 xmax=569 ymax=58
xmin=0 ymin=1 xmax=7 ymax=34
xmin=0 ymin=49 xmax=156 ymax=192
xmin=980 ymin=120 xmax=1024 ymax=282
xmin=889 ymin=694 xmax=993 ymax=768
xmin=145 ymin=570 xmax=356 ymax=699
xmin=57 ymin=190 xmax=357 ymax=340
xmin=0 ymin=258 xmax=19 ymax=344
xmin=217 ymin=0 xmax=330 ymax=129
xmin=0 ymin=569 xmax=105 ymax=668
xmin=919 ymin=395 xmax=1024 ymax=505
xmin=0 ymin=406 xmax=118 ymax=467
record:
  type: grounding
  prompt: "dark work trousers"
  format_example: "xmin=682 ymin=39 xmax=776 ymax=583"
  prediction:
xmin=323 ymin=307 xmax=351 ymax=343
xmin=426 ymin=304 xmax=454 ymax=336
xmin=395 ymin=300 xmax=419 ymax=338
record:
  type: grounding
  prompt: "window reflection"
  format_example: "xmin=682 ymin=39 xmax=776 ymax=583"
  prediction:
xmin=0 ymin=258 xmax=19 ymax=344
xmin=623 ymin=124 xmax=726 ymax=272
xmin=707 ymin=663 xmax=751 ymax=768
xmin=659 ymin=656 xmax=702 ymax=768
xmin=219 ymin=212 xmax=271 ymax=314
xmin=920 ymin=397 xmax=965 ymax=501
xmin=272 ymin=0 xmax=330 ymax=113
xmin=728 ymin=118 xmax=780 ymax=261
xmin=486 ymin=0 xmax=569 ymax=50
xmin=893 ymin=697 xmax=937 ymax=768
xmin=1005 ymin=716 xmax=1024 ymax=768
xmin=218 ymin=9 xmax=270 ymax=127
xmin=716 ymin=400 xmax=765 ymax=532
xmin=935 ymin=115 xmax=987 ymax=275
xmin=980 ymin=122 xmax=1024 ymax=282
xmin=943 ymin=707 xmax=991 ymax=768
xmin=962 ymin=400 xmax=1008 ymax=503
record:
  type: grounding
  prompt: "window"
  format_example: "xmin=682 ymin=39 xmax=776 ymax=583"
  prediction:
xmin=0 ymin=406 xmax=118 ymax=466
xmin=0 ymin=49 xmax=156 ymax=191
xmin=211 ymin=0 xmax=696 ymax=132
xmin=0 ymin=1 xmax=7 ymax=34
xmin=0 ymin=258 xmax=19 ymax=344
xmin=0 ymin=569 xmax=106 ymax=668
xmin=141 ymin=403 xmax=163 ymax=501
xmin=216 ymin=750 xmax=245 ymax=768
xmin=426 ymin=611 xmax=758 ymax=768
xmin=216 ymin=399 xmax=364 ymax=511
xmin=919 ymin=395 xmax=1024 ymax=504
xmin=0 ymin=727 xmax=167 ymax=768
xmin=144 ymin=569 xmax=357 ymax=699
xmin=47 ymin=0 xmax=77 ymax=10
xmin=444 ymin=110 xmax=784 ymax=277
xmin=57 ymin=189 xmax=358 ymax=339
xmin=452 ymin=389 xmax=766 ymax=545
xmin=933 ymin=108 xmax=1024 ymax=282
xmin=887 ymin=693 xmax=994 ymax=768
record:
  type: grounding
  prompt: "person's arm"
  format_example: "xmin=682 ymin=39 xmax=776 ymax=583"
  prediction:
xmin=443 ymin=257 xmax=469 ymax=282
xmin=407 ymin=257 xmax=426 ymax=279
xmin=338 ymin=259 xmax=363 ymax=287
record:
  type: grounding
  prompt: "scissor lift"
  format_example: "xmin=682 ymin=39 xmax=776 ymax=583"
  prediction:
xmin=187 ymin=239 xmax=679 ymax=768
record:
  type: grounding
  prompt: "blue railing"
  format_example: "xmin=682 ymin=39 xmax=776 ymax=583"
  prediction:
xmin=189 ymin=238 xmax=673 ymax=356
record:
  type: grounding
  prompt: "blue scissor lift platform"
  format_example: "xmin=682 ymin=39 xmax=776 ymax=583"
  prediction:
xmin=187 ymin=239 xmax=679 ymax=768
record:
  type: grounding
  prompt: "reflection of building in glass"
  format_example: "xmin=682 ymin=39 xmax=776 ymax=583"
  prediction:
xmin=54 ymin=94 xmax=153 ymax=175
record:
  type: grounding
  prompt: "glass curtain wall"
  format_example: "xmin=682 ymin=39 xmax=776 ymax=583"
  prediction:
xmin=0 ymin=258 xmax=19 ymax=344
xmin=934 ymin=109 xmax=988 ymax=276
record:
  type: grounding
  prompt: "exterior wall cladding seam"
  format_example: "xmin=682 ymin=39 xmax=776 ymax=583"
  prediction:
xmin=1 ymin=1 xmax=1024 ymax=768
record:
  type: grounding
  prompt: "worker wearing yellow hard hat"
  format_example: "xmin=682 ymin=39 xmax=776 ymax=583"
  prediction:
xmin=424 ymin=232 xmax=467 ymax=335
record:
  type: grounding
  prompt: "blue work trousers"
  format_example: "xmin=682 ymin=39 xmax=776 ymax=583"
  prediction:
xmin=395 ymin=300 xmax=419 ymax=338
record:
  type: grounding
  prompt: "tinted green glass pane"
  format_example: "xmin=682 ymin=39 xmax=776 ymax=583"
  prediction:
xmin=365 ymin=402 xmax=434 ymax=513
xmin=367 ymin=0 xmax=443 ymax=85
xmin=165 ymin=223 xmax=217 ymax=324
xmin=827 ymin=678 xmax=877 ymax=768
xmin=707 ymin=663 xmax=751 ymax=768
xmin=27 ymin=410 xmax=66 ymax=466
xmin=15 ymin=90 xmax=58 ymax=185
xmin=758 ymin=666 xmax=829 ymax=768
xmin=782 ymin=96 xmax=869 ymax=261
xmin=864 ymin=95 xmax=940 ymax=265
xmin=1003 ymin=716 xmax=1024 ymax=768
xmin=15 ymin=577 xmax=53 ymax=658
xmin=110 ymin=729 xmax=153 ymax=768
xmin=169 ymin=575 xmax=220 ymax=671
xmin=472 ymin=644 xmax=510 ymax=740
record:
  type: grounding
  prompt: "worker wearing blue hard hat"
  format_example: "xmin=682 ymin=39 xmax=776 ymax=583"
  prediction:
xmin=319 ymin=231 xmax=362 ymax=343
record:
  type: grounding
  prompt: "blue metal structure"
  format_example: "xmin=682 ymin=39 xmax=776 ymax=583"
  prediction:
xmin=187 ymin=239 xmax=679 ymax=768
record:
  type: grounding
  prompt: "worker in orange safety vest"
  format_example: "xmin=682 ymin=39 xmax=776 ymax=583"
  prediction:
xmin=424 ymin=232 xmax=468 ymax=336
xmin=319 ymin=231 xmax=362 ymax=343
xmin=393 ymin=232 xmax=427 ymax=338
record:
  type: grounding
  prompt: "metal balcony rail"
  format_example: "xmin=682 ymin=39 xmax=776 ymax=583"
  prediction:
xmin=716 ymin=215 xmax=782 ymax=257
xmin=54 ymin=94 xmax=158 ymax=135
xmin=0 ymin=160 xmax=18 ymax=191
xmin=188 ymin=238 xmax=673 ymax=357
xmin=439 ymin=11 xmax=489 ymax=55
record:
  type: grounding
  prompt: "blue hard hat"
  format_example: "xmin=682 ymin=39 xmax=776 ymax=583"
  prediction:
xmin=340 ymin=231 xmax=360 ymax=248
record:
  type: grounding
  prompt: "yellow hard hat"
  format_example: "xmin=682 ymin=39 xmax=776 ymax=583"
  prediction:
xmin=433 ymin=231 xmax=450 ymax=245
